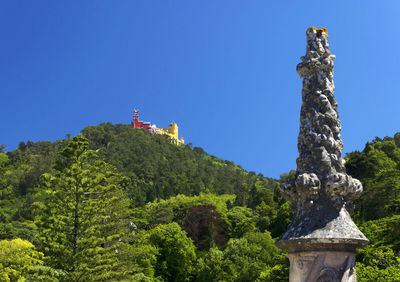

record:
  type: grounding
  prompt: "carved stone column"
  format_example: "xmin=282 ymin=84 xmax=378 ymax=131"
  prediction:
xmin=276 ymin=27 xmax=368 ymax=282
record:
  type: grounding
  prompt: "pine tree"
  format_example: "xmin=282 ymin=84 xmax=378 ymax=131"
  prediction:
xmin=34 ymin=135 xmax=131 ymax=281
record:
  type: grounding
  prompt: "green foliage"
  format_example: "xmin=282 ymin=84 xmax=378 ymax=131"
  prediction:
xmin=346 ymin=138 xmax=400 ymax=221
xmin=345 ymin=133 xmax=400 ymax=278
xmin=195 ymin=231 xmax=286 ymax=282
xmin=117 ymin=239 xmax=159 ymax=278
xmin=257 ymin=262 xmax=289 ymax=282
xmin=359 ymin=215 xmax=400 ymax=252
xmin=0 ymin=152 xmax=8 ymax=164
xmin=142 ymin=193 xmax=235 ymax=229
xmin=129 ymin=272 xmax=156 ymax=282
xmin=253 ymin=201 xmax=276 ymax=233
xmin=143 ymin=222 xmax=197 ymax=282
xmin=16 ymin=123 xmax=400 ymax=280
xmin=357 ymin=246 xmax=400 ymax=281
xmin=81 ymin=123 xmax=279 ymax=205
xmin=257 ymin=251 xmax=290 ymax=281
xmin=0 ymin=238 xmax=43 ymax=281
xmin=226 ymin=206 xmax=256 ymax=238
xmin=269 ymin=201 xmax=292 ymax=238
xmin=34 ymin=135 xmax=132 ymax=281
xmin=0 ymin=123 xmax=289 ymax=281
xmin=0 ymin=140 xmax=68 ymax=224
xmin=26 ymin=265 xmax=67 ymax=281
xmin=0 ymin=220 xmax=38 ymax=245
xmin=357 ymin=264 xmax=400 ymax=282
xmin=194 ymin=247 xmax=225 ymax=282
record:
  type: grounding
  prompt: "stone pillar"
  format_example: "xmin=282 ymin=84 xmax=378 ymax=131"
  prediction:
xmin=276 ymin=27 xmax=368 ymax=282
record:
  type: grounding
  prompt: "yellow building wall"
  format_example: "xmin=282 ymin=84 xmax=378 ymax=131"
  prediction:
xmin=156 ymin=122 xmax=184 ymax=145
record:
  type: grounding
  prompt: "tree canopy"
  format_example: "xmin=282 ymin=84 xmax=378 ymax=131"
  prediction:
xmin=0 ymin=123 xmax=399 ymax=280
xmin=34 ymin=135 xmax=132 ymax=281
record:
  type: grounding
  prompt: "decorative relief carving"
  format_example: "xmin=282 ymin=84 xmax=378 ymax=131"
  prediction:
xmin=281 ymin=27 xmax=363 ymax=211
xmin=290 ymin=253 xmax=357 ymax=282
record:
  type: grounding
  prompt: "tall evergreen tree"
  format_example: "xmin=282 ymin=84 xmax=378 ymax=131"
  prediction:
xmin=34 ymin=135 xmax=131 ymax=281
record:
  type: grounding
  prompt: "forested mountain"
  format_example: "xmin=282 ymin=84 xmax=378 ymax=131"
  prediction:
xmin=81 ymin=123 xmax=280 ymax=207
xmin=0 ymin=123 xmax=399 ymax=281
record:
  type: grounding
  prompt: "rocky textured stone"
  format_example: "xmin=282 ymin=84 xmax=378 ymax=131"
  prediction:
xmin=276 ymin=27 xmax=368 ymax=281
xmin=281 ymin=27 xmax=363 ymax=211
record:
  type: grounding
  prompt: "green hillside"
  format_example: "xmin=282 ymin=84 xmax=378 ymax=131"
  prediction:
xmin=0 ymin=123 xmax=399 ymax=281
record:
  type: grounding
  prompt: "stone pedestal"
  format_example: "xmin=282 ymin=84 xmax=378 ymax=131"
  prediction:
xmin=276 ymin=205 xmax=368 ymax=281
xmin=276 ymin=27 xmax=368 ymax=281
xmin=287 ymin=251 xmax=356 ymax=282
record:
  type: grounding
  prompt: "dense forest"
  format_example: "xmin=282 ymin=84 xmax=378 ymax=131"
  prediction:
xmin=0 ymin=123 xmax=399 ymax=281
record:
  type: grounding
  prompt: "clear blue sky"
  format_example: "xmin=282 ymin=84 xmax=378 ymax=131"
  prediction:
xmin=1 ymin=1 xmax=400 ymax=178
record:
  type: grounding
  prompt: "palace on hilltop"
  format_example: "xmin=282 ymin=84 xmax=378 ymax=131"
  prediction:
xmin=131 ymin=110 xmax=184 ymax=145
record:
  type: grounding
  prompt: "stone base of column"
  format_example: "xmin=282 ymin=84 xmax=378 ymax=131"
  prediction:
xmin=287 ymin=250 xmax=357 ymax=282
xmin=275 ymin=207 xmax=368 ymax=281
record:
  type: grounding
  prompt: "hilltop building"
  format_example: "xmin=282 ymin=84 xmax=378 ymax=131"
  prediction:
xmin=131 ymin=110 xmax=184 ymax=145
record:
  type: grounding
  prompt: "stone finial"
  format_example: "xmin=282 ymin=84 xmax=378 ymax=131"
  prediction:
xmin=281 ymin=27 xmax=363 ymax=211
xmin=276 ymin=29 xmax=368 ymax=282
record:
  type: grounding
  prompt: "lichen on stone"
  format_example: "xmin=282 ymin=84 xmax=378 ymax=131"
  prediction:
xmin=282 ymin=27 xmax=363 ymax=211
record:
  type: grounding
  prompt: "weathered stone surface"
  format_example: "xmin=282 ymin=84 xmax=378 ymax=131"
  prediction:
xmin=287 ymin=251 xmax=357 ymax=282
xmin=282 ymin=27 xmax=363 ymax=211
xmin=276 ymin=27 xmax=368 ymax=281
xmin=276 ymin=204 xmax=367 ymax=252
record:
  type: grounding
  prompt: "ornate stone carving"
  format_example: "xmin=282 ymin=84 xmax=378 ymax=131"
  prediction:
xmin=276 ymin=27 xmax=368 ymax=281
xmin=288 ymin=252 xmax=357 ymax=282
xmin=282 ymin=27 xmax=362 ymax=211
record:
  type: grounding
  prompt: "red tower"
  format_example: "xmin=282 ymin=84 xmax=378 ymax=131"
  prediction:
xmin=131 ymin=109 xmax=152 ymax=130
xmin=133 ymin=110 xmax=140 ymax=128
